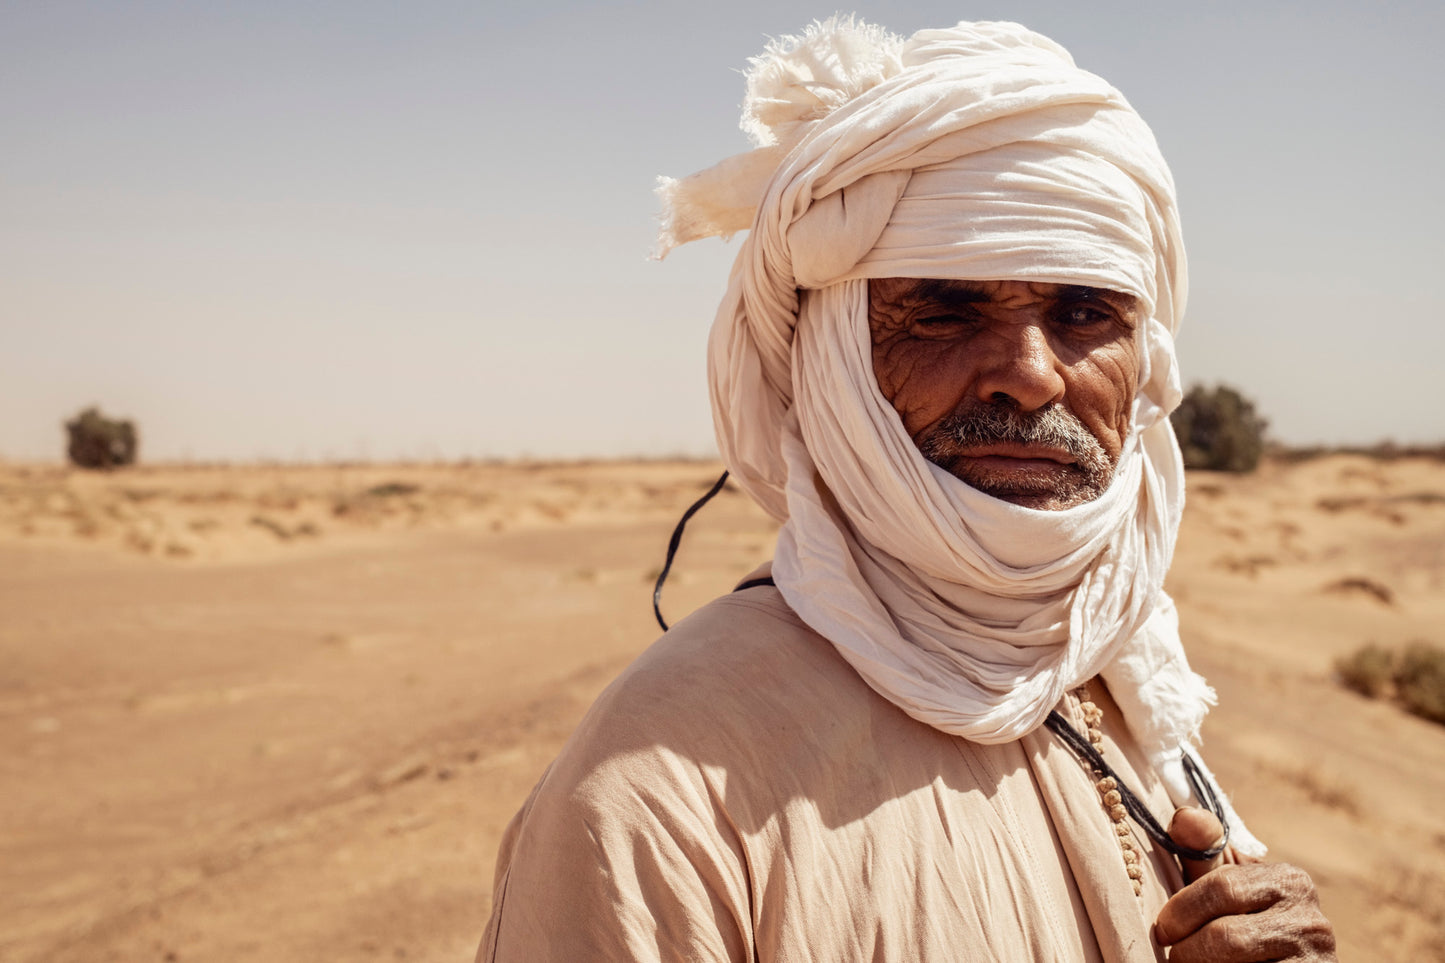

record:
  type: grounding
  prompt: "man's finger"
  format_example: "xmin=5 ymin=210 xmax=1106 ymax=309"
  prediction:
xmin=1168 ymin=806 xmax=1226 ymax=883
xmin=1155 ymin=865 xmax=1280 ymax=946
xmin=1163 ymin=912 xmax=1301 ymax=963
xmin=1160 ymin=865 xmax=1338 ymax=962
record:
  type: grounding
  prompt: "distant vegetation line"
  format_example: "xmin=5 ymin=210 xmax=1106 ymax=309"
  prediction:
xmin=1266 ymin=441 xmax=1445 ymax=463
xmin=6 ymin=446 xmax=1445 ymax=472
xmin=0 ymin=454 xmax=730 ymax=472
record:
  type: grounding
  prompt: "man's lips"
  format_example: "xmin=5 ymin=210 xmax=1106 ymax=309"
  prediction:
xmin=952 ymin=443 xmax=1078 ymax=465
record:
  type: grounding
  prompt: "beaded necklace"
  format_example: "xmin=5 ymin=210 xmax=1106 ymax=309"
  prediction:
xmin=1045 ymin=684 xmax=1229 ymax=898
xmin=1068 ymin=686 xmax=1146 ymax=894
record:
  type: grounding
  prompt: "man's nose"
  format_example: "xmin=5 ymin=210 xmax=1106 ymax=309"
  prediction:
xmin=972 ymin=323 xmax=1067 ymax=411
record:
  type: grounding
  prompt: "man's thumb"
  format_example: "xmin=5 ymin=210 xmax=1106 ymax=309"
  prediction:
xmin=1169 ymin=806 xmax=1226 ymax=882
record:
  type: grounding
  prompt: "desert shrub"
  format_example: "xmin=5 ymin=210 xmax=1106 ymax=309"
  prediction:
xmin=366 ymin=482 xmax=420 ymax=498
xmin=65 ymin=406 xmax=138 ymax=469
xmin=1334 ymin=643 xmax=1397 ymax=698
xmin=1336 ymin=641 xmax=1445 ymax=726
xmin=1170 ymin=384 xmax=1268 ymax=472
xmin=1396 ymin=643 xmax=1445 ymax=725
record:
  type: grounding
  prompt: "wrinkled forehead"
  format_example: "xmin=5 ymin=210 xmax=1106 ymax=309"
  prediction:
xmin=794 ymin=144 xmax=1159 ymax=319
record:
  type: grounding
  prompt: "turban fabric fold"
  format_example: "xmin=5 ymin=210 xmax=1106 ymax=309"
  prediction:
xmin=657 ymin=17 xmax=1262 ymax=856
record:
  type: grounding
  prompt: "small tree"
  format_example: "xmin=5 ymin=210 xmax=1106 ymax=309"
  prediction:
xmin=1170 ymin=384 xmax=1268 ymax=472
xmin=65 ymin=406 xmax=138 ymax=469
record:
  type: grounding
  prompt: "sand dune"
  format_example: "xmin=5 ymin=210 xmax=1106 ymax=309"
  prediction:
xmin=2 ymin=455 xmax=1443 ymax=960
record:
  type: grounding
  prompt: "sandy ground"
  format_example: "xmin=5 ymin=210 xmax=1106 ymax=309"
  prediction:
xmin=2 ymin=454 xmax=1443 ymax=961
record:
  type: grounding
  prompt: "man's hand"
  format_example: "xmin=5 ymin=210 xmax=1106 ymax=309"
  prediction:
xmin=1154 ymin=807 xmax=1337 ymax=962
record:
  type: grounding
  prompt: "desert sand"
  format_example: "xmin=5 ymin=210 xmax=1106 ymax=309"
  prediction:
xmin=2 ymin=454 xmax=1443 ymax=961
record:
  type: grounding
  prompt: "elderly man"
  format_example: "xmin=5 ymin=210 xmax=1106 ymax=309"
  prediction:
xmin=479 ymin=18 xmax=1335 ymax=962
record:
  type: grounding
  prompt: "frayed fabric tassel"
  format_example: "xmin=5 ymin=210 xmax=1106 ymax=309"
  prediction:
xmin=651 ymin=146 xmax=784 ymax=259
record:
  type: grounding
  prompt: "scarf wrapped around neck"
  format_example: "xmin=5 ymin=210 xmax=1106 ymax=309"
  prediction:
xmin=657 ymin=17 xmax=1262 ymax=856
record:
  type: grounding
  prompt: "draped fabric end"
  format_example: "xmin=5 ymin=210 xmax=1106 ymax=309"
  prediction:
xmin=657 ymin=16 xmax=1262 ymax=855
xmin=652 ymin=148 xmax=785 ymax=259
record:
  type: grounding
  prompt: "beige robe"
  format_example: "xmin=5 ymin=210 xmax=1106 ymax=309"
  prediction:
xmin=479 ymin=577 xmax=1186 ymax=961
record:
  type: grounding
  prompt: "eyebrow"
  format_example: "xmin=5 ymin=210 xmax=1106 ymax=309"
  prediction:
xmin=1055 ymin=284 xmax=1134 ymax=305
xmin=887 ymin=279 xmax=1140 ymax=313
xmin=1060 ymin=284 xmax=1142 ymax=314
xmin=896 ymin=279 xmax=990 ymax=306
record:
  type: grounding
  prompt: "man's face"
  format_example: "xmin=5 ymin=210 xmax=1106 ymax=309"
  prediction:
xmin=868 ymin=278 xmax=1142 ymax=511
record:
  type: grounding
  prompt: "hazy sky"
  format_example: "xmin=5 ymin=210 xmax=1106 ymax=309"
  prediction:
xmin=4 ymin=1 xmax=1441 ymax=462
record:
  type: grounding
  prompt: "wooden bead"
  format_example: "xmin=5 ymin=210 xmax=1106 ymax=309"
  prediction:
xmin=1075 ymin=694 xmax=1147 ymax=900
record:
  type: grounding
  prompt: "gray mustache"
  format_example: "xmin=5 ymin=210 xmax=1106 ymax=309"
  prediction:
xmin=922 ymin=403 xmax=1105 ymax=462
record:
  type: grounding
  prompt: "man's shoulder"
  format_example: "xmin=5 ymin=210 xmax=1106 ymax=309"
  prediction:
xmin=579 ymin=583 xmax=875 ymax=755
xmin=637 ymin=582 xmax=853 ymax=691
xmin=525 ymin=580 xmax=922 ymax=822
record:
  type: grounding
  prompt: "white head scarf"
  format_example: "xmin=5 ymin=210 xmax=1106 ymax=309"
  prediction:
xmin=657 ymin=17 xmax=1262 ymax=855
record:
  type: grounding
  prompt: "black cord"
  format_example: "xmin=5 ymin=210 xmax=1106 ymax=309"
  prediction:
xmin=653 ymin=470 xmax=731 ymax=632
xmin=733 ymin=576 xmax=777 ymax=593
xmin=1044 ymin=710 xmax=1229 ymax=862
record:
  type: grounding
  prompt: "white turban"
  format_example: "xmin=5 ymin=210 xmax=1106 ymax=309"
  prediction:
xmin=657 ymin=17 xmax=1261 ymax=855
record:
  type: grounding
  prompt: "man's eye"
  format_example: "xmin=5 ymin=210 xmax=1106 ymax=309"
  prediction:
xmin=1059 ymin=304 xmax=1112 ymax=327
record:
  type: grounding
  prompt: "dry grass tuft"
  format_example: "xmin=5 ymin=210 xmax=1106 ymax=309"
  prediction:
xmin=1213 ymin=554 xmax=1278 ymax=577
xmin=1323 ymin=576 xmax=1395 ymax=606
xmin=1397 ymin=644 xmax=1445 ymax=725
xmin=1336 ymin=641 xmax=1445 ymax=727
xmin=1336 ymin=643 xmax=1398 ymax=699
